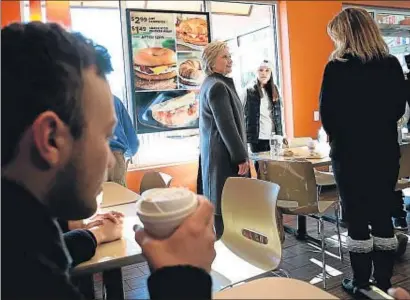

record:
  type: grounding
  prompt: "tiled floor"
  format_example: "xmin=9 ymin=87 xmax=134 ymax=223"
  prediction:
xmin=93 ymin=189 xmax=410 ymax=299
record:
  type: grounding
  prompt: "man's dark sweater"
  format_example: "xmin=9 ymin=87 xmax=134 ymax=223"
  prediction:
xmin=1 ymin=178 xmax=212 ymax=299
xmin=58 ymin=219 xmax=98 ymax=267
xmin=2 ymin=178 xmax=86 ymax=299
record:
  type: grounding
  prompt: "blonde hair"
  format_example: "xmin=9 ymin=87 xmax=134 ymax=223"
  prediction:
xmin=201 ymin=40 xmax=228 ymax=76
xmin=327 ymin=7 xmax=389 ymax=62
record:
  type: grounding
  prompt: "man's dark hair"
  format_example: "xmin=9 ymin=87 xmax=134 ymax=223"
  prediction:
xmin=2 ymin=22 xmax=105 ymax=166
xmin=71 ymin=31 xmax=114 ymax=75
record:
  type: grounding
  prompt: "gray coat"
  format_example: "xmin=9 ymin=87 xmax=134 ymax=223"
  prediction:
xmin=199 ymin=73 xmax=248 ymax=215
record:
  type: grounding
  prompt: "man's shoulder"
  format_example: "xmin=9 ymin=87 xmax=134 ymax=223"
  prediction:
xmin=113 ymin=95 xmax=125 ymax=108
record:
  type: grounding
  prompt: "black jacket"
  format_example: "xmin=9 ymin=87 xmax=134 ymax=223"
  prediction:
xmin=319 ymin=54 xmax=407 ymax=161
xmin=58 ymin=219 xmax=98 ymax=267
xmin=2 ymin=178 xmax=86 ymax=300
xmin=2 ymin=178 xmax=212 ymax=300
xmin=244 ymin=81 xmax=283 ymax=143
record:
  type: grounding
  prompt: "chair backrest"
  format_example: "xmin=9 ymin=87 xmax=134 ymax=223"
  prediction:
xmin=258 ymin=160 xmax=317 ymax=207
xmin=140 ymin=171 xmax=173 ymax=194
xmin=288 ymin=137 xmax=313 ymax=148
xmin=220 ymin=177 xmax=282 ymax=271
xmin=398 ymin=143 xmax=410 ymax=179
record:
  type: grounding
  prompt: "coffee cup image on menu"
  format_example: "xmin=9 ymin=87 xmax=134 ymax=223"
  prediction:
xmin=133 ymin=47 xmax=177 ymax=91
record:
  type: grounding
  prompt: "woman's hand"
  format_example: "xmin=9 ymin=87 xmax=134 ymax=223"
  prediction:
xmin=84 ymin=211 xmax=124 ymax=229
xmin=67 ymin=220 xmax=86 ymax=230
xmin=238 ymin=160 xmax=250 ymax=175
xmin=88 ymin=217 xmax=124 ymax=245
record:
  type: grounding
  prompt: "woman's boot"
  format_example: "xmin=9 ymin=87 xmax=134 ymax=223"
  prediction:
xmin=343 ymin=237 xmax=373 ymax=295
xmin=372 ymin=236 xmax=398 ymax=292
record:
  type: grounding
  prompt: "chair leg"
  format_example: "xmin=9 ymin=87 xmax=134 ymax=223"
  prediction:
xmin=317 ymin=187 xmax=322 ymax=235
xmin=335 ymin=204 xmax=344 ymax=263
xmin=320 ymin=217 xmax=327 ymax=289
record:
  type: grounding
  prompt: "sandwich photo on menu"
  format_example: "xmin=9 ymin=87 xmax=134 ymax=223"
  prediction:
xmin=176 ymin=15 xmax=209 ymax=50
xmin=134 ymin=47 xmax=177 ymax=90
xmin=178 ymin=56 xmax=204 ymax=89
xmin=150 ymin=91 xmax=199 ymax=127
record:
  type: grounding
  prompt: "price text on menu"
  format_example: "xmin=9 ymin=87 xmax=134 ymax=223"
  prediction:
xmin=130 ymin=15 xmax=172 ymax=36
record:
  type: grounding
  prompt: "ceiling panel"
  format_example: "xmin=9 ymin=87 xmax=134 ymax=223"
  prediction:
xmin=145 ymin=1 xmax=203 ymax=12
xmin=70 ymin=1 xmax=122 ymax=8
xmin=211 ymin=2 xmax=252 ymax=16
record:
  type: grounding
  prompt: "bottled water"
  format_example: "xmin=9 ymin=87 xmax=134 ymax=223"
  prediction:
xmin=318 ymin=127 xmax=327 ymax=144
xmin=270 ymin=132 xmax=283 ymax=158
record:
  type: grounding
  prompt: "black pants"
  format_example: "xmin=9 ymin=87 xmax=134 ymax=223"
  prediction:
xmin=333 ymin=159 xmax=397 ymax=240
xmin=392 ymin=190 xmax=407 ymax=219
xmin=215 ymin=214 xmax=224 ymax=240
xmin=250 ymin=140 xmax=270 ymax=175
xmin=332 ymin=158 xmax=399 ymax=290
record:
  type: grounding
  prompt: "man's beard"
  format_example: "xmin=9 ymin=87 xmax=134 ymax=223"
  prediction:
xmin=46 ymin=159 xmax=97 ymax=220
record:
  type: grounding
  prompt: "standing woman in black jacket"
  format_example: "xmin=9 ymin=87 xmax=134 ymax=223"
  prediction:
xmin=320 ymin=8 xmax=407 ymax=295
xmin=244 ymin=60 xmax=283 ymax=153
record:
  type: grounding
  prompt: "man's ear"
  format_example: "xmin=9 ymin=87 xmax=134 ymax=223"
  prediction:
xmin=31 ymin=111 xmax=73 ymax=168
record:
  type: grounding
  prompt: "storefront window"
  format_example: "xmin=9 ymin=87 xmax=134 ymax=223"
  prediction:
xmin=346 ymin=5 xmax=410 ymax=72
xmin=70 ymin=1 xmax=127 ymax=101
xmin=211 ymin=3 xmax=278 ymax=97
xmin=376 ymin=12 xmax=410 ymax=72
xmin=238 ymin=26 xmax=277 ymax=90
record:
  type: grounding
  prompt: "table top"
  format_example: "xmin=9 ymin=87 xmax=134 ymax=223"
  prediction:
xmin=72 ymin=203 xmax=144 ymax=275
xmin=213 ymin=277 xmax=338 ymax=299
xmin=250 ymin=142 xmax=410 ymax=168
xmin=99 ymin=182 xmax=141 ymax=208
xmin=250 ymin=146 xmax=332 ymax=168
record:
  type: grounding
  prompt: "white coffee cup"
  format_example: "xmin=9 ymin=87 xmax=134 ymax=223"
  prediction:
xmin=136 ymin=188 xmax=198 ymax=239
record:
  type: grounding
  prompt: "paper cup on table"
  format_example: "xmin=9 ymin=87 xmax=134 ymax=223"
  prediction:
xmin=136 ymin=188 xmax=198 ymax=239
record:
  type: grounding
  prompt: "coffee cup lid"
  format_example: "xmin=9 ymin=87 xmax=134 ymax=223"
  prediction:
xmin=137 ymin=188 xmax=196 ymax=216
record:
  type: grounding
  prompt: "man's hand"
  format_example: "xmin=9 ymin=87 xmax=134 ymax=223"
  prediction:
xmin=389 ymin=288 xmax=410 ymax=300
xmin=238 ymin=160 xmax=250 ymax=176
xmin=135 ymin=196 xmax=216 ymax=272
xmin=88 ymin=216 xmax=124 ymax=245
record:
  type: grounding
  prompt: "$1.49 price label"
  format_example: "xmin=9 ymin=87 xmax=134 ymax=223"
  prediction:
xmin=130 ymin=15 xmax=150 ymax=35
xmin=131 ymin=25 xmax=148 ymax=34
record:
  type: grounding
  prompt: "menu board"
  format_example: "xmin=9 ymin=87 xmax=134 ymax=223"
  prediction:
xmin=126 ymin=9 xmax=211 ymax=134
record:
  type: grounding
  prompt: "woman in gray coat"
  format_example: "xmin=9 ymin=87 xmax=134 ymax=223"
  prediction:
xmin=199 ymin=41 xmax=250 ymax=239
